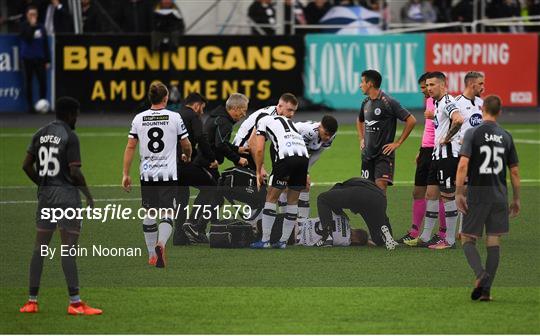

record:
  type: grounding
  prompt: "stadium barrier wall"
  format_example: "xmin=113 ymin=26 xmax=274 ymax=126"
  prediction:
xmin=0 ymin=34 xmax=54 ymax=113
xmin=54 ymin=34 xmax=304 ymax=113
xmin=425 ymin=34 xmax=538 ymax=107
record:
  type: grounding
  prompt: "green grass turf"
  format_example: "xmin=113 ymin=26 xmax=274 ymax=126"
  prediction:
xmin=0 ymin=123 xmax=539 ymax=333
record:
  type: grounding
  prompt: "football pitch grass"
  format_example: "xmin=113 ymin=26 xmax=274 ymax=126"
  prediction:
xmin=1 ymin=123 xmax=539 ymax=334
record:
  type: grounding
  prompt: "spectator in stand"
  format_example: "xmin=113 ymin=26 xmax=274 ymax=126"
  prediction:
xmin=452 ymin=0 xmax=474 ymax=23
xmin=401 ymin=0 xmax=436 ymax=23
xmin=285 ymin=0 xmax=307 ymax=35
xmin=152 ymin=0 xmax=185 ymax=51
xmin=431 ymin=0 xmax=452 ymax=23
xmin=487 ymin=0 xmax=522 ymax=31
xmin=42 ymin=0 xmax=72 ymax=33
xmin=304 ymin=0 xmax=332 ymax=31
xmin=20 ymin=6 xmax=50 ymax=113
xmin=522 ymin=0 xmax=540 ymax=32
xmin=81 ymin=0 xmax=102 ymax=33
xmin=248 ymin=0 xmax=276 ymax=35
xmin=115 ymin=0 xmax=153 ymax=33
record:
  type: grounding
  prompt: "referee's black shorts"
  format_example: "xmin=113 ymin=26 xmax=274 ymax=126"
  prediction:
xmin=414 ymin=147 xmax=434 ymax=187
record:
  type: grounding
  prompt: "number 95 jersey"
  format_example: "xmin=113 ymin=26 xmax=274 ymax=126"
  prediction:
xmin=129 ymin=108 xmax=188 ymax=182
xmin=27 ymin=120 xmax=82 ymax=206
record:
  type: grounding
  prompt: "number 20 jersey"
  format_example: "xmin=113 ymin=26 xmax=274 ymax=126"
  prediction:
xmin=129 ymin=108 xmax=188 ymax=182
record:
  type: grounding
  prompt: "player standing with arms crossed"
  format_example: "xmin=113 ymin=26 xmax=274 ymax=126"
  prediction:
xmin=122 ymin=82 xmax=192 ymax=268
xmin=20 ymin=97 xmax=102 ymax=315
xmin=456 ymin=72 xmax=485 ymax=143
xmin=356 ymin=70 xmax=416 ymax=193
xmin=456 ymin=95 xmax=520 ymax=301
xmin=397 ymin=73 xmax=447 ymax=244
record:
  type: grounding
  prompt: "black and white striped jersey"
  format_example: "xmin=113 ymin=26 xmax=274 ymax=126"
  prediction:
xmin=232 ymin=105 xmax=277 ymax=147
xmin=433 ymin=94 xmax=462 ymax=160
xmin=294 ymin=121 xmax=335 ymax=167
xmin=256 ymin=115 xmax=309 ymax=162
xmin=455 ymin=94 xmax=483 ymax=143
xmin=128 ymin=108 xmax=188 ymax=182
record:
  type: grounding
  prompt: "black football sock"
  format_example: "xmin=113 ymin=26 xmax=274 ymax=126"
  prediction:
xmin=463 ymin=241 xmax=484 ymax=278
xmin=29 ymin=249 xmax=45 ymax=301
xmin=485 ymin=246 xmax=500 ymax=287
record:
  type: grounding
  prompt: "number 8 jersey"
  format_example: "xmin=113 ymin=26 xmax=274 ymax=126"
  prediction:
xmin=129 ymin=108 xmax=188 ymax=182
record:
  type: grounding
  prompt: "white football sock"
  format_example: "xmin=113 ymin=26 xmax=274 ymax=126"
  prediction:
xmin=280 ymin=204 xmax=298 ymax=242
xmin=444 ymin=200 xmax=458 ymax=245
xmin=261 ymin=202 xmax=277 ymax=242
xmin=420 ymin=200 xmax=439 ymax=242
xmin=157 ymin=220 xmax=173 ymax=247
xmin=278 ymin=193 xmax=287 ymax=213
xmin=142 ymin=217 xmax=157 ymax=257
xmin=297 ymin=191 xmax=310 ymax=218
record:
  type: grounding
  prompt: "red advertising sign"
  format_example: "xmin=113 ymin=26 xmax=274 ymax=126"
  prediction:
xmin=426 ymin=34 xmax=538 ymax=107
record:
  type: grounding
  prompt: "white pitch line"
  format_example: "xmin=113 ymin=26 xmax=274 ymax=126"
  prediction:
xmin=312 ymin=179 xmax=540 ymax=186
xmin=335 ymin=131 xmax=540 ymax=144
xmin=0 ymin=195 xmax=196 ymax=205
xmin=2 ymin=179 xmax=540 ymax=190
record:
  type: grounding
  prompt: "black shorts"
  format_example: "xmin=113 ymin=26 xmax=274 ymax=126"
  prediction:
xmin=414 ymin=147 xmax=434 ymax=187
xmin=462 ymin=202 xmax=509 ymax=237
xmin=361 ymin=155 xmax=394 ymax=185
xmin=36 ymin=202 xmax=82 ymax=232
xmin=427 ymin=156 xmax=458 ymax=193
xmin=35 ymin=188 xmax=82 ymax=231
xmin=269 ymin=156 xmax=309 ymax=191
xmin=140 ymin=180 xmax=178 ymax=209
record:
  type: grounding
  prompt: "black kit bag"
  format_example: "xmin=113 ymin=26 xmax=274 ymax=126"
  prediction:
xmin=209 ymin=219 xmax=256 ymax=248
xmin=217 ymin=166 xmax=266 ymax=220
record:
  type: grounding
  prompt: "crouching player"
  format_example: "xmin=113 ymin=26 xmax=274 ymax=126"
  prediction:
xmin=317 ymin=177 xmax=398 ymax=250
xmin=297 ymin=213 xmax=369 ymax=247
xmin=277 ymin=115 xmax=338 ymax=218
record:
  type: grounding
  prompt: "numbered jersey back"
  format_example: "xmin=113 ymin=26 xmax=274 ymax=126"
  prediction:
xmin=129 ymin=108 xmax=188 ymax=182
xmin=27 ymin=120 xmax=82 ymax=207
xmin=461 ymin=122 xmax=518 ymax=202
xmin=256 ymin=115 xmax=308 ymax=162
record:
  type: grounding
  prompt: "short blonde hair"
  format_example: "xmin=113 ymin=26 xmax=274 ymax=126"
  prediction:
xmin=226 ymin=93 xmax=249 ymax=111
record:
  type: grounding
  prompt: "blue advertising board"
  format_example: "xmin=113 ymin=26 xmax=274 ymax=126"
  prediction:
xmin=0 ymin=34 xmax=53 ymax=113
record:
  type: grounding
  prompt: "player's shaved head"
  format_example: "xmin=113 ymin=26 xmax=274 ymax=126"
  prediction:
xmin=483 ymin=95 xmax=502 ymax=117
xmin=148 ymin=81 xmax=169 ymax=105
xmin=56 ymin=96 xmax=80 ymax=129
xmin=464 ymin=71 xmax=484 ymax=86
xmin=279 ymin=93 xmax=298 ymax=107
